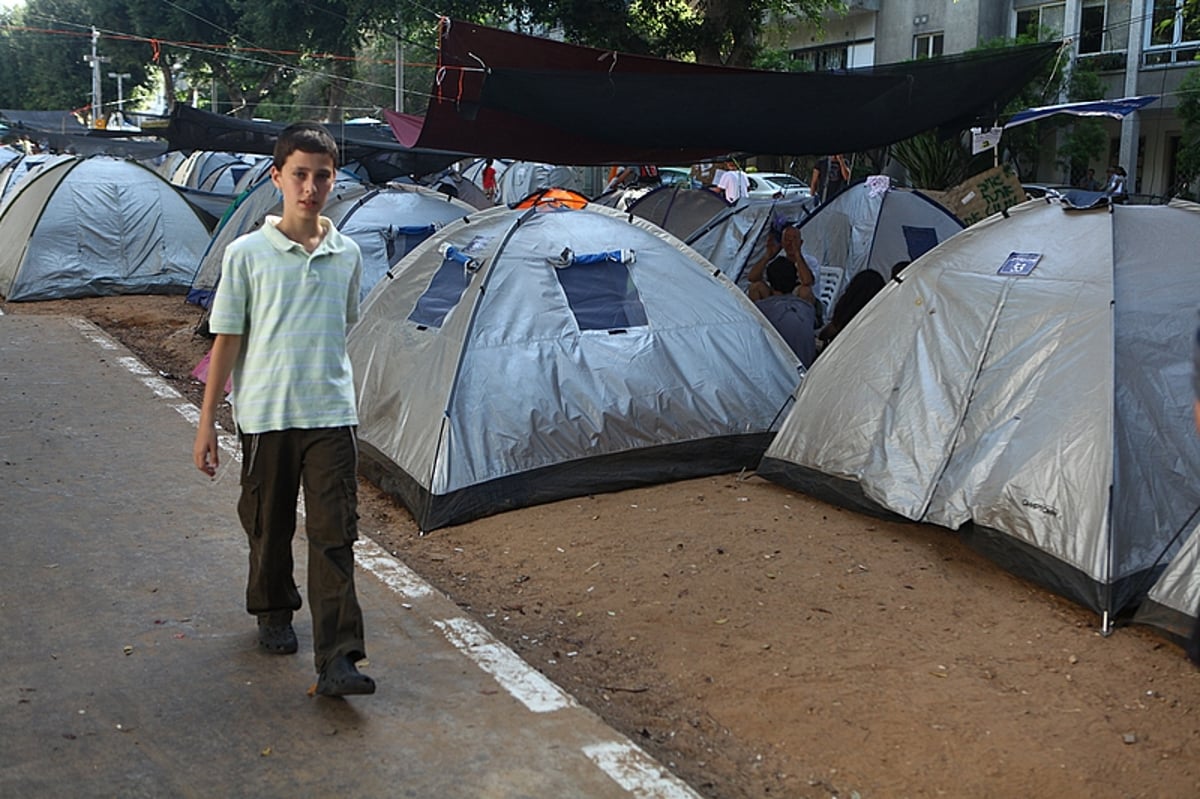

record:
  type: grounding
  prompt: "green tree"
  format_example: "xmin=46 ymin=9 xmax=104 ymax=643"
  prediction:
xmin=890 ymin=130 xmax=972 ymax=190
xmin=0 ymin=0 xmax=96 ymax=111
xmin=1176 ymin=63 xmax=1200 ymax=200
xmin=1 ymin=0 xmax=845 ymax=121
xmin=1054 ymin=59 xmax=1107 ymax=185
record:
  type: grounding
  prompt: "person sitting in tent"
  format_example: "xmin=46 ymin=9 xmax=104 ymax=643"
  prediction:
xmin=746 ymin=224 xmax=818 ymax=307
xmin=755 ymin=256 xmax=816 ymax=368
xmin=817 ymin=269 xmax=886 ymax=353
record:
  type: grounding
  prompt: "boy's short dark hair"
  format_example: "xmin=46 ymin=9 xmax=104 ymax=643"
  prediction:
xmin=273 ymin=122 xmax=339 ymax=170
xmin=766 ymin=256 xmax=799 ymax=294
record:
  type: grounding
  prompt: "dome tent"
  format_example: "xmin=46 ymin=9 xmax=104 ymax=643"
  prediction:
xmin=496 ymin=161 xmax=583 ymax=205
xmin=686 ymin=194 xmax=814 ymax=288
xmin=348 ymin=200 xmax=802 ymax=531
xmin=624 ymin=184 xmax=730 ymax=242
xmin=1136 ymin=521 xmax=1200 ymax=650
xmin=188 ymin=178 xmax=471 ymax=308
xmin=758 ymin=199 xmax=1200 ymax=628
xmin=797 ymin=177 xmax=964 ymax=315
xmin=0 ymin=152 xmax=70 ymax=203
xmin=0 ymin=154 xmax=210 ymax=301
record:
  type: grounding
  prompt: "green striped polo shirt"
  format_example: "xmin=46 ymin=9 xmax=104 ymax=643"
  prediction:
xmin=209 ymin=215 xmax=362 ymax=434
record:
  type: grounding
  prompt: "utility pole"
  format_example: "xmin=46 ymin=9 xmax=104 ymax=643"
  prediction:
xmin=108 ymin=71 xmax=131 ymax=129
xmin=394 ymin=13 xmax=404 ymax=113
xmin=82 ymin=27 xmax=109 ymax=128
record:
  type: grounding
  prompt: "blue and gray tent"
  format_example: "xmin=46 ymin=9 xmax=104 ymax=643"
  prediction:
xmin=349 ymin=200 xmax=803 ymax=531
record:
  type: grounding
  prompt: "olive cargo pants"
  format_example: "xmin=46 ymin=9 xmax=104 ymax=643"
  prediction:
xmin=237 ymin=426 xmax=366 ymax=672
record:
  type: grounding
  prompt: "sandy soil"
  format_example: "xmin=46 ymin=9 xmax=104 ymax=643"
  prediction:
xmin=7 ymin=294 xmax=1199 ymax=799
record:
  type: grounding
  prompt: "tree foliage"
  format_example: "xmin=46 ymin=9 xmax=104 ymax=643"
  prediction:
xmin=887 ymin=36 xmax=1065 ymax=189
xmin=1176 ymin=63 xmax=1200 ymax=199
xmin=0 ymin=0 xmax=842 ymax=120
xmin=1054 ymin=59 xmax=1107 ymax=184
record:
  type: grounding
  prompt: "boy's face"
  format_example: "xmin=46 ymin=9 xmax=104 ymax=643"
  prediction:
xmin=271 ymin=149 xmax=336 ymax=221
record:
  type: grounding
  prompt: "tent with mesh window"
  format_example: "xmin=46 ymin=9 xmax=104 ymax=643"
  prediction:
xmin=348 ymin=199 xmax=803 ymax=531
xmin=758 ymin=198 xmax=1200 ymax=629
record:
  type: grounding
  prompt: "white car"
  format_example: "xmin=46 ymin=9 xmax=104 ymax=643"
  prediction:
xmin=746 ymin=172 xmax=812 ymax=199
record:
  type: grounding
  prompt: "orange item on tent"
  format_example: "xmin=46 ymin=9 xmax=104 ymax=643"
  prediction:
xmin=512 ymin=188 xmax=589 ymax=209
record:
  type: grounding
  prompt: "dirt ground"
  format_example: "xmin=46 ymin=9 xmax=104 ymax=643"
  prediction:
xmin=8 ymin=294 xmax=1199 ymax=799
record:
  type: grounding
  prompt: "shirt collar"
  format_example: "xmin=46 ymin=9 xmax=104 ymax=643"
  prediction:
xmin=261 ymin=215 xmax=347 ymax=256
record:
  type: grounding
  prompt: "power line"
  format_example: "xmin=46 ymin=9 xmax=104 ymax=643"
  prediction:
xmin=5 ymin=14 xmax=442 ymax=113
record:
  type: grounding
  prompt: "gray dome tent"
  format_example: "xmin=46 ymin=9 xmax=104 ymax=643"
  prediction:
xmin=496 ymin=161 xmax=583 ymax=205
xmin=758 ymin=199 xmax=1200 ymax=629
xmin=1136 ymin=521 xmax=1200 ymax=647
xmin=797 ymin=177 xmax=964 ymax=317
xmin=624 ymin=184 xmax=731 ymax=242
xmin=0 ymin=152 xmax=70 ymax=202
xmin=349 ymin=200 xmax=803 ymax=531
xmin=0 ymin=154 xmax=210 ymax=301
xmin=686 ymin=195 xmax=815 ymax=288
xmin=188 ymin=179 xmax=470 ymax=307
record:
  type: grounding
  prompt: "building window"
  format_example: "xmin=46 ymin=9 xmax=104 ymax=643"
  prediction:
xmin=791 ymin=44 xmax=849 ymax=71
xmin=1079 ymin=1 xmax=1106 ymax=53
xmin=913 ymin=32 xmax=944 ymax=59
xmin=1145 ymin=0 xmax=1200 ymax=65
xmin=1016 ymin=3 xmax=1066 ymax=40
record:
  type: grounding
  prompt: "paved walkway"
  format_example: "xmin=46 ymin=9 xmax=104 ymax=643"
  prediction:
xmin=0 ymin=312 xmax=703 ymax=799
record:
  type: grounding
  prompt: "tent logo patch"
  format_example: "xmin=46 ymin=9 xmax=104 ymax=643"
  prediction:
xmin=1021 ymin=497 xmax=1059 ymax=517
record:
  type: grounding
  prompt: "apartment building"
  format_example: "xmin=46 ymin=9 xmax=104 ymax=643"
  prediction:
xmin=773 ymin=0 xmax=1198 ymax=200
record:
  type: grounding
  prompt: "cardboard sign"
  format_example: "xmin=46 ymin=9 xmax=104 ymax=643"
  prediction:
xmin=923 ymin=166 xmax=1026 ymax=226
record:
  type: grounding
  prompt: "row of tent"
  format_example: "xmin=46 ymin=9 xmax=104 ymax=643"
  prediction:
xmin=0 ymin=146 xmax=963 ymax=318
xmin=1 ymin=143 xmax=1194 ymax=653
xmin=0 ymin=152 xmax=478 ymax=303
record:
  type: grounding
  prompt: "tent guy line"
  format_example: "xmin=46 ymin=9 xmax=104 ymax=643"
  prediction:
xmin=60 ymin=315 xmax=705 ymax=799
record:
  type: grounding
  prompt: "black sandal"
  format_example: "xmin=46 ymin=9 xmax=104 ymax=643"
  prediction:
xmin=257 ymin=621 xmax=298 ymax=655
xmin=316 ymin=654 xmax=376 ymax=696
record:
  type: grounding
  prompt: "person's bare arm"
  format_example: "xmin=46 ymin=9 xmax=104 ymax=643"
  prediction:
xmin=746 ymin=236 xmax=782 ymax=285
xmin=193 ymin=333 xmax=242 ymax=476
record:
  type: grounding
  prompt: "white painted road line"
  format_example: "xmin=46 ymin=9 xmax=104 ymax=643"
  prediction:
xmin=583 ymin=741 xmax=707 ymax=799
xmin=434 ymin=615 xmax=577 ymax=713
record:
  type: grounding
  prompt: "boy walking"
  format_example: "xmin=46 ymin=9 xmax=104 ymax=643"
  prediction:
xmin=192 ymin=122 xmax=375 ymax=696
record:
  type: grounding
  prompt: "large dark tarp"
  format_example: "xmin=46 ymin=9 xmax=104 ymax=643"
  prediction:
xmin=0 ymin=109 xmax=86 ymax=132
xmin=0 ymin=111 xmax=166 ymax=159
xmin=387 ymin=19 xmax=1059 ymax=165
xmin=163 ymin=105 xmax=465 ymax=181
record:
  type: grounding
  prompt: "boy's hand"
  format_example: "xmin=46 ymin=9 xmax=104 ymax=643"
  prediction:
xmin=193 ymin=425 xmax=220 ymax=477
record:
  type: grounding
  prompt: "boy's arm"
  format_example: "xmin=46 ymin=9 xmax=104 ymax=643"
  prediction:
xmin=193 ymin=333 xmax=242 ymax=476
